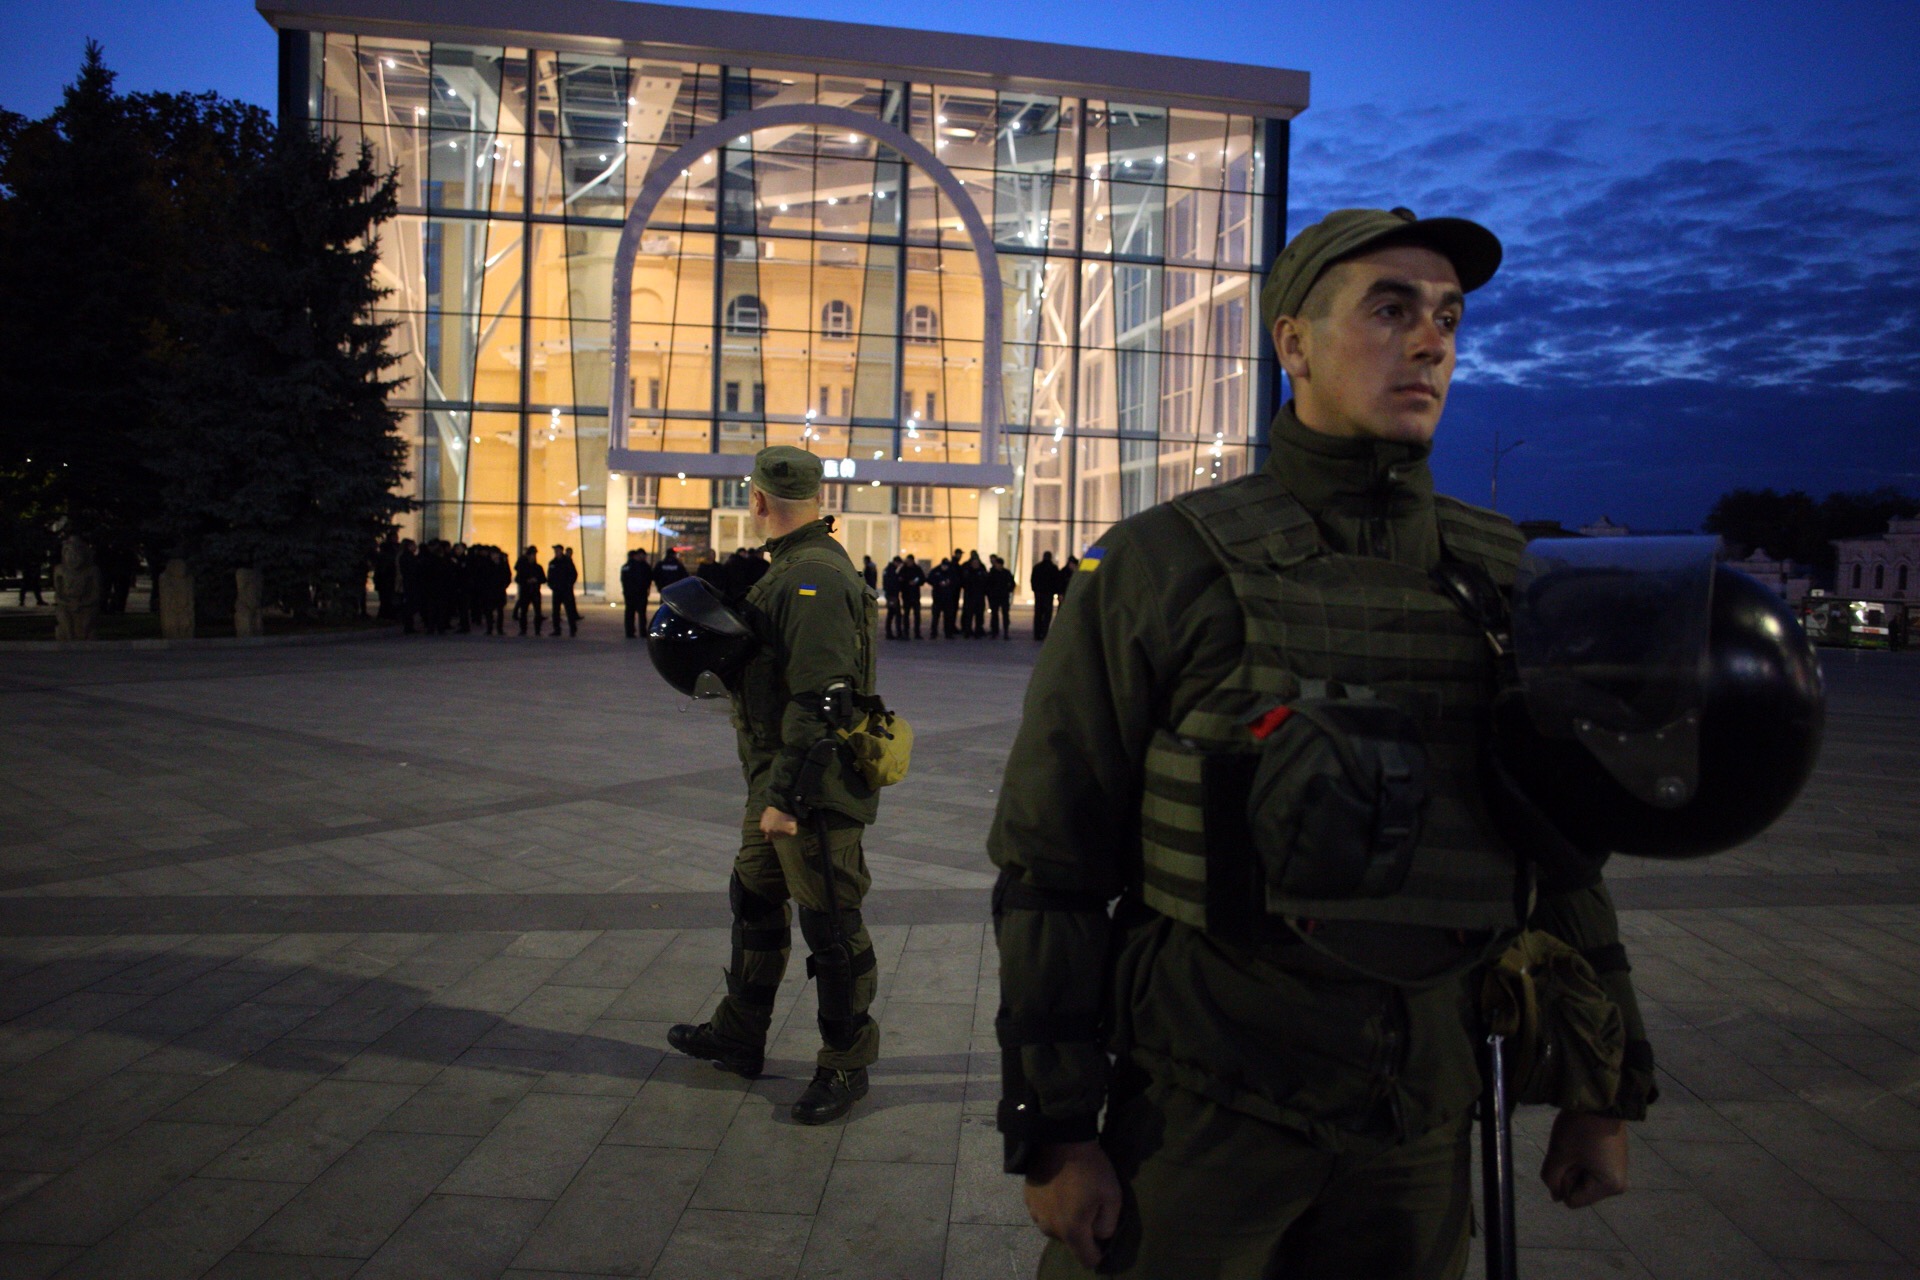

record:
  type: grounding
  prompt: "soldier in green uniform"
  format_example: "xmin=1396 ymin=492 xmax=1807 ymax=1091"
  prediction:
xmin=669 ymin=445 xmax=883 ymax=1125
xmin=990 ymin=208 xmax=1658 ymax=1277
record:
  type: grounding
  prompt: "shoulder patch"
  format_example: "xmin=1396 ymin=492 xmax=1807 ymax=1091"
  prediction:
xmin=797 ymin=583 xmax=819 ymax=597
xmin=1079 ymin=548 xmax=1105 ymax=572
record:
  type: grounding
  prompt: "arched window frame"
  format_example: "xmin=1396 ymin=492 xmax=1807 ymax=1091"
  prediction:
xmin=821 ymin=299 xmax=853 ymax=339
xmin=725 ymin=294 xmax=768 ymax=336
xmin=905 ymin=304 xmax=940 ymax=345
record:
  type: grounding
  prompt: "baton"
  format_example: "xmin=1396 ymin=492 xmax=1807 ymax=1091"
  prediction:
xmin=1480 ymin=1031 xmax=1519 ymax=1280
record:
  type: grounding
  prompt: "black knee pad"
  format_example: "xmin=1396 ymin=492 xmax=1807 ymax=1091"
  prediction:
xmin=730 ymin=872 xmax=784 ymax=924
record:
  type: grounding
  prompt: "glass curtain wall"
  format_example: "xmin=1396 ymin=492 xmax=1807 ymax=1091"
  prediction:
xmin=297 ymin=31 xmax=1281 ymax=589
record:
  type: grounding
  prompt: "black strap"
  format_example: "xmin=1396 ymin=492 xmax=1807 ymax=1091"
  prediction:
xmin=993 ymin=874 xmax=1108 ymax=915
xmin=734 ymin=924 xmax=790 ymax=951
xmin=1582 ymin=942 xmax=1632 ymax=975
xmin=849 ymin=945 xmax=877 ymax=978
xmin=994 ymin=1007 xmax=1104 ymax=1049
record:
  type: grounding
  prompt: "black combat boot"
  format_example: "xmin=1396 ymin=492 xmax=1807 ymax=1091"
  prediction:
xmin=791 ymin=1066 xmax=868 ymax=1125
xmin=666 ymin=1022 xmax=763 ymax=1078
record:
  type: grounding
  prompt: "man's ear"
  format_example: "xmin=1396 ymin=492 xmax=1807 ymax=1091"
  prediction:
xmin=1273 ymin=315 xmax=1310 ymax=385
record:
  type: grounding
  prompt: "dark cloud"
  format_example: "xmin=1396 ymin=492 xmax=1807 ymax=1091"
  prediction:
xmin=1287 ymin=97 xmax=1920 ymax=524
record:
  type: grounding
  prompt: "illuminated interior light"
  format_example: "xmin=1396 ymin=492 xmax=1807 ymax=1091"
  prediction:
xmin=827 ymin=197 xmax=837 ymax=205
xmin=677 ymin=472 xmax=686 ymax=480
xmin=993 ymin=486 xmax=1006 ymax=493
xmin=1187 ymin=152 xmax=1196 ymax=161
xmin=871 ymin=479 xmax=880 ymax=487
xmin=779 ymin=203 xmax=788 ymax=211
xmin=383 ymin=58 xmax=396 ymax=68
xmin=414 ymin=107 xmax=426 ymax=117
xmin=937 ymin=115 xmax=947 ymax=124
xmin=628 ymin=96 xmax=637 ymax=105
xmin=873 ymin=450 xmax=884 ymax=459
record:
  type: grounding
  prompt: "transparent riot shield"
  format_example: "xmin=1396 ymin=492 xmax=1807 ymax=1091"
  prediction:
xmin=1510 ymin=536 xmax=1719 ymax=811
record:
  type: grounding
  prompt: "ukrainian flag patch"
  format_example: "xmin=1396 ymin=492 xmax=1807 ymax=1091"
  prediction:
xmin=797 ymin=583 xmax=819 ymax=597
xmin=1079 ymin=548 xmax=1104 ymax=573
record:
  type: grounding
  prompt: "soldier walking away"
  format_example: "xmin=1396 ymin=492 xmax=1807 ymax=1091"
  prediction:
xmin=666 ymin=446 xmax=885 ymax=1125
xmin=1029 ymin=551 xmax=1060 ymax=640
xmin=513 ymin=545 xmax=546 ymax=635
xmin=993 ymin=207 xmax=1658 ymax=1279
xmin=548 ymin=545 xmax=581 ymax=637
xmin=986 ymin=554 xmax=1015 ymax=638
xmin=898 ymin=554 xmax=925 ymax=638
xmin=622 ymin=548 xmax=653 ymax=638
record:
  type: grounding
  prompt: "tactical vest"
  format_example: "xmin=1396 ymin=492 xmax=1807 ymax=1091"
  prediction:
xmin=1138 ymin=472 xmax=1528 ymax=941
xmin=734 ymin=535 xmax=878 ymax=750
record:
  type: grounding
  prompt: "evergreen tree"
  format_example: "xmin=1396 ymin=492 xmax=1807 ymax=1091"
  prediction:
xmin=0 ymin=44 xmax=171 ymax=556
xmin=151 ymin=121 xmax=408 ymax=616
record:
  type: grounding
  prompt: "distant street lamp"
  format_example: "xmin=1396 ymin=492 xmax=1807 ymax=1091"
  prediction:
xmin=1490 ymin=432 xmax=1525 ymax=511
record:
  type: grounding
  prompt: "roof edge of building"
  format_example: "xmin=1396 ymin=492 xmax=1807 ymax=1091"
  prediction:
xmin=256 ymin=0 xmax=1311 ymax=119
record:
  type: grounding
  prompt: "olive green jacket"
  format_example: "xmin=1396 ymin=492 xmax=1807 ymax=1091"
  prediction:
xmin=988 ymin=405 xmax=1657 ymax=1150
xmin=731 ymin=519 xmax=880 ymax=825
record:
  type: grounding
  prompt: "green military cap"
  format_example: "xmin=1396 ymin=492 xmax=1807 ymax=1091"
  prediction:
xmin=751 ymin=444 xmax=823 ymax=499
xmin=1259 ymin=206 xmax=1503 ymax=331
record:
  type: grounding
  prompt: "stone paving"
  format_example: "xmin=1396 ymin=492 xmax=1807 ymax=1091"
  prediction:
xmin=0 ymin=614 xmax=1916 ymax=1279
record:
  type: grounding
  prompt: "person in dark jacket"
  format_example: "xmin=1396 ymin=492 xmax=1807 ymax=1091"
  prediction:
xmin=548 ymin=545 xmax=580 ymax=637
xmin=1030 ymin=551 xmax=1061 ymax=641
xmin=513 ymin=546 xmax=546 ymax=635
xmin=986 ymin=554 xmax=1015 ymax=638
xmin=861 ymin=555 xmax=879 ymax=591
xmin=960 ymin=550 xmax=988 ymax=638
xmin=926 ymin=557 xmax=957 ymax=638
xmin=373 ymin=531 xmax=398 ymax=620
xmin=653 ymin=548 xmax=688 ymax=595
xmin=421 ymin=540 xmax=450 ymax=634
xmin=881 ymin=556 xmax=904 ymax=639
xmin=396 ymin=539 xmax=421 ymax=634
xmin=622 ymin=548 xmax=653 ymax=639
xmin=450 ymin=542 xmax=473 ymax=634
xmin=898 ymin=554 xmax=925 ymax=638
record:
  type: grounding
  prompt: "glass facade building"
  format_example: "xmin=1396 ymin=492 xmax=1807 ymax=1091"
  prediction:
xmin=263 ymin=0 xmax=1307 ymax=594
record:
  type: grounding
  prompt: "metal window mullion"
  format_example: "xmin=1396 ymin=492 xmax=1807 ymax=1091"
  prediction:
xmin=1253 ymin=117 xmax=1288 ymax=471
xmin=1066 ymin=97 xmax=1088 ymax=552
xmin=517 ymin=48 xmax=535 ymax=551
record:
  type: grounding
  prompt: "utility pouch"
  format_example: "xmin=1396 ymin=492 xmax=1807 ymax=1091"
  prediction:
xmin=1481 ymin=930 xmax=1625 ymax=1110
xmin=1244 ymin=693 xmax=1428 ymax=904
xmin=838 ymin=694 xmax=914 ymax=789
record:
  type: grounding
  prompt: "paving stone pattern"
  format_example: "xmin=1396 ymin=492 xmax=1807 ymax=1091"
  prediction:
xmin=0 ymin=618 xmax=1917 ymax=1278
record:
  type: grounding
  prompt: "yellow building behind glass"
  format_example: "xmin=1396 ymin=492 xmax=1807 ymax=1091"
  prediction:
xmin=259 ymin=0 xmax=1308 ymax=595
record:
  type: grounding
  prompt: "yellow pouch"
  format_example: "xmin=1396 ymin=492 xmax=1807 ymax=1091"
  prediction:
xmin=839 ymin=699 xmax=913 ymax=788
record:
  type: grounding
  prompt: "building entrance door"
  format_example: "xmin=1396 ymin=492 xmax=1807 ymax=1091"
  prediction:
xmin=711 ymin=511 xmax=753 ymax=557
xmin=834 ymin=514 xmax=899 ymax=572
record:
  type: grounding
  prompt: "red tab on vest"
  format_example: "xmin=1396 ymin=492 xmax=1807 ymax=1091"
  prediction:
xmin=1248 ymin=706 xmax=1294 ymax=740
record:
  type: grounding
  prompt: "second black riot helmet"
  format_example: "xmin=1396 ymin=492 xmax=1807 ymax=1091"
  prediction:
xmin=646 ymin=576 xmax=758 ymax=697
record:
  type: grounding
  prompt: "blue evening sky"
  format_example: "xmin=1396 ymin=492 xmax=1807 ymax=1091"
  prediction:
xmin=4 ymin=0 xmax=1916 ymax=530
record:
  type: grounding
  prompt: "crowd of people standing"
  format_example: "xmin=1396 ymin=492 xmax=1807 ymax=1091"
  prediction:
xmin=372 ymin=533 xmax=582 ymax=637
xmin=370 ymin=530 xmax=1082 ymax=646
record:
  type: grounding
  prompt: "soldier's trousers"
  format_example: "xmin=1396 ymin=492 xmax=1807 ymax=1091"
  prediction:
xmin=1038 ymin=1075 xmax=1472 ymax=1280
xmin=709 ymin=807 xmax=881 ymax=1071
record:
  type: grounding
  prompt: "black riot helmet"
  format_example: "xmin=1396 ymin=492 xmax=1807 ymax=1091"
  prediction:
xmin=646 ymin=577 xmax=758 ymax=697
xmin=1494 ymin=537 xmax=1824 ymax=860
